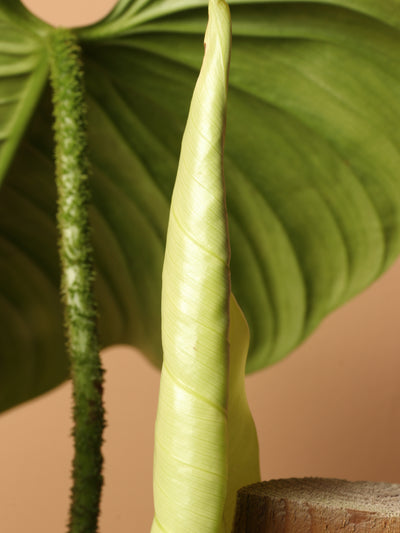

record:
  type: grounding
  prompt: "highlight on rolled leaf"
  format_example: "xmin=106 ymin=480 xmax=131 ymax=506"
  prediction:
xmin=151 ymin=1 xmax=260 ymax=531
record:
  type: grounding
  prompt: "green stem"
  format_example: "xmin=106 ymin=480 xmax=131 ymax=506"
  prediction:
xmin=48 ymin=29 xmax=105 ymax=533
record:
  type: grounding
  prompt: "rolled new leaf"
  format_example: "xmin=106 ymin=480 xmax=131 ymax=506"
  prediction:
xmin=151 ymin=1 xmax=260 ymax=531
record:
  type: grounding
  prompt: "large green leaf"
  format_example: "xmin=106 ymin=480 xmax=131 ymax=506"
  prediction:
xmin=0 ymin=1 xmax=49 ymax=184
xmin=1 ymin=0 xmax=400 ymax=411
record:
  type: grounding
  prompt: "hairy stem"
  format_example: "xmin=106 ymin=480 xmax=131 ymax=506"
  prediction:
xmin=49 ymin=28 xmax=105 ymax=533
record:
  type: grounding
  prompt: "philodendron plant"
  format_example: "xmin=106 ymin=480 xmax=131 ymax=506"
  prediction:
xmin=1 ymin=0 xmax=400 ymax=531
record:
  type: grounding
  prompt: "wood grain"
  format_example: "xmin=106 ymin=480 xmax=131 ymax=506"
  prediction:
xmin=233 ymin=478 xmax=400 ymax=532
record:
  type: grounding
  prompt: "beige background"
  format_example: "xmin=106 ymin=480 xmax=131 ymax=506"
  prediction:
xmin=2 ymin=1 xmax=400 ymax=531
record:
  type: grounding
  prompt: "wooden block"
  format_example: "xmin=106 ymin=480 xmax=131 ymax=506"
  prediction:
xmin=233 ymin=478 xmax=400 ymax=532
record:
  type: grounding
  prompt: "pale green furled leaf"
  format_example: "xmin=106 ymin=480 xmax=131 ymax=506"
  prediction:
xmin=152 ymin=2 xmax=231 ymax=530
xmin=2 ymin=0 xmax=400 ymax=411
xmin=152 ymin=4 xmax=259 ymax=530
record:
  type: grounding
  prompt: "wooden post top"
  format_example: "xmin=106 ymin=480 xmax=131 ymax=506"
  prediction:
xmin=233 ymin=478 xmax=400 ymax=532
